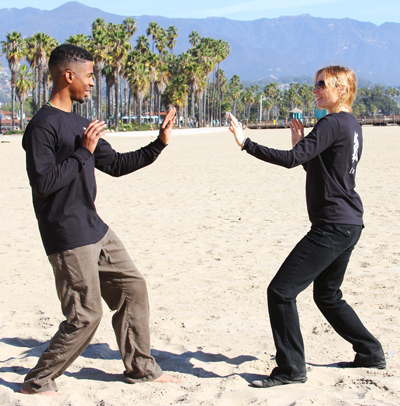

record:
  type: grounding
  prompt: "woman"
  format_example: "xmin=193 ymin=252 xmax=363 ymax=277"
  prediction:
xmin=229 ymin=66 xmax=385 ymax=388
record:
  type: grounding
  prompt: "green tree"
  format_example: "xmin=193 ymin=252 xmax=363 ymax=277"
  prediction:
xmin=146 ymin=22 xmax=160 ymax=54
xmin=162 ymin=74 xmax=188 ymax=128
xmin=89 ymin=18 xmax=109 ymax=120
xmin=154 ymin=57 xmax=170 ymax=124
xmin=189 ymin=31 xmax=200 ymax=47
xmin=65 ymin=34 xmax=89 ymax=48
xmin=127 ymin=60 xmax=151 ymax=126
xmin=242 ymin=87 xmax=255 ymax=124
xmin=108 ymin=23 xmax=132 ymax=131
xmin=26 ymin=32 xmax=57 ymax=111
xmin=1 ymin=31 xmax=26 ymax=129
xmin=229 ymin=74 xmax=243 ymax=117
xmin=155 ymin=28 xmax=168 ymax=55
xmin=15 ymin=64 xmax=34 ymax=130
xmin=166 ymin=26 xmax=178 ymax=56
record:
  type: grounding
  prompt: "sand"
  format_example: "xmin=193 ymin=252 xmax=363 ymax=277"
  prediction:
xmin=0 ymin=125 xmax=399 ymax=406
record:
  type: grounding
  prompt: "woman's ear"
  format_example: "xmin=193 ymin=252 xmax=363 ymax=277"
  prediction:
xmin=338 ymin=85 xmax=347 ymax=96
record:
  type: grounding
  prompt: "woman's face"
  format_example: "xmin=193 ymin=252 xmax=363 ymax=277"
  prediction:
xmin=312 ymin=72 xmax=341 ymax=113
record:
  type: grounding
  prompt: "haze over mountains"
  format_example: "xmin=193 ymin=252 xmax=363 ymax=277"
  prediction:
xmin=1 ymin=1 xmax=399 ymax=85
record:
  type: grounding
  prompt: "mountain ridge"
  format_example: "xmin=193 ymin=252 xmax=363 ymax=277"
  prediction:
xmin=1 ymin=2 xmax=399 ymax=85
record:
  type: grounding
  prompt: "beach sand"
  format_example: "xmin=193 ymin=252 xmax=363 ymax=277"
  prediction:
xmin=0 ymin=125 xmax=399 ymax=405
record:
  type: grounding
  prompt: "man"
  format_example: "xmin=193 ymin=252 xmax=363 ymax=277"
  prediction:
xmin=21 ymin=43 xmax=179 ymax=397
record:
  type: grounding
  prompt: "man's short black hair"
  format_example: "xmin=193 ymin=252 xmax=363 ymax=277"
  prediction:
xmin=49 ymin=43 xmax=93 ymax=71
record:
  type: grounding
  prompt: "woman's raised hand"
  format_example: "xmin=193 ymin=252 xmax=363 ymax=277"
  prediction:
xmin=290 ymin=118 xmax=304 ymax=148
xmin=229 ymin=113 xmax=245 ymax=148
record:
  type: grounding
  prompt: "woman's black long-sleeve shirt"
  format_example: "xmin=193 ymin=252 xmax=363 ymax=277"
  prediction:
xmin=242 ymin=112 xmax=363 ymax=226
xmin=23 ymin=105 xmax=166 ymax=255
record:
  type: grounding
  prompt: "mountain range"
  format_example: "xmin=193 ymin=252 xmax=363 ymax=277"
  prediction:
xmin=1 ymin=1 xmax=400 ymax=86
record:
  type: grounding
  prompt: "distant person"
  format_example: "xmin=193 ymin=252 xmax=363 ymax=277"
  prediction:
xmin=21 ymin=44 xmax=179 ymax=397
xmin=228 ymin=65 xmax=385 ymax=388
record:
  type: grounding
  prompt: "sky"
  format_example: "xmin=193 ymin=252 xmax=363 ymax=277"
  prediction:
xmin=4 ymin=0 xmax=400 ymax=26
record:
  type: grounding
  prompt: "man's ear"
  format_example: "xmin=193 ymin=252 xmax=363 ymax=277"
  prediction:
xmin=65 ymin=70 xmax=74 ymax=84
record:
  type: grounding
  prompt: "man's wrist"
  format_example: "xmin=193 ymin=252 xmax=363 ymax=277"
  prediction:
xmin=241 ymin=137 xmax=248 ymax=151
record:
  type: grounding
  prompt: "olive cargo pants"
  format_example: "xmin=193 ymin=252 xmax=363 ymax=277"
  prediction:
xmin=22 ymin=228 xmax=162 ymax=393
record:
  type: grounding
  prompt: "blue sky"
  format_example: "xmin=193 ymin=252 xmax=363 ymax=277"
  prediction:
xmin=6 ymin=0 xmax=400 ymax=25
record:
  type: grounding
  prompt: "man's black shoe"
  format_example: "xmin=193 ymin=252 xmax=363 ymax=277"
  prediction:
xmin=251 ymin=377 xmax=306 ymax=388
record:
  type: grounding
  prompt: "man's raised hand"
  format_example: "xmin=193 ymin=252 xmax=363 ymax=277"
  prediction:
xmin=81 ymin=120 xmax=107 ymax=153
xmin=159 ymin=107 xmax=176 ymax=144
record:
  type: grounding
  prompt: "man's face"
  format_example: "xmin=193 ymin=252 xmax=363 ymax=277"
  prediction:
xmin=69 ymin=61 xmax=95 ymax=104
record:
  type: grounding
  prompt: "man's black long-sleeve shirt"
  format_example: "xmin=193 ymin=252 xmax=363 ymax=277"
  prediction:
xmin=242 ymin=112 xmax=363 ymax=226
xmin=23 ymin=105 xmax=166 ymax=255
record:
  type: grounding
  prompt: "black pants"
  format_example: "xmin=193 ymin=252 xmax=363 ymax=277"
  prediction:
xmin=267 ymin=224 xmax=384 ymax=382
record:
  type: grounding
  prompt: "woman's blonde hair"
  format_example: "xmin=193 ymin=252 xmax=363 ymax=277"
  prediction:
xmin=315 ymin=65 xmax=357 ymax=113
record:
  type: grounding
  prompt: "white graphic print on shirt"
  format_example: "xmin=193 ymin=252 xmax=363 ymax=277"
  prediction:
xmin=349 ymin=131 xmax=359 ymax=175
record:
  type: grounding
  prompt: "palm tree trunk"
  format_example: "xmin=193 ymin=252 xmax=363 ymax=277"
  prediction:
xmin=203 ymin=91 xmax=206 ymax=127
xmin=95 ymin=68 xmax=102 ymax=120
xmin=32 ymin=66 xmax=38 ymax=115
xmin=191 ymin=91 xmax=195 ymax=121
xmin=158 ymin=93 xmax=161 ymax=127
xmin=139 ymin=98 xmax=143 ymax=126
xmin=212 ymin=69 xmax=216 ymax=125
xmin=37 ymin=66 xmax=43 ymax=109
xmin=20 ymin=96 xmax=25 ymax=131
xmin=115 ymin=72 xmax=120 ymax=131
xmin=11 ymin=86 xmax=15 ymax=130
xmin=107 ymin=84 xmax=111 ymax=126
xmin=120 ymin=76 xmax=123 ymax=121
xmin=184 ymin=94 xmax=189 ymax=127
xmin=128 ymin=89 xmax=132 ymax=124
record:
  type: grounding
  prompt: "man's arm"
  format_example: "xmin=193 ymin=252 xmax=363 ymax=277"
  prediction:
xmin=95 ymin=108 xmax=176 ymax=177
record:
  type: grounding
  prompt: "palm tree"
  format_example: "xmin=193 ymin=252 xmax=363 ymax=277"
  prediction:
xmin=108 ymin=23 xmax=132 ymax=131
xmin=103 ymin=64 xmax=115 ymax=126
xmin=29 ymin=32 xmax=55 ymax=110
xmin=146 ymin=22 xmax=159 ymax=54
xmin=127 ymin=61 xmax=151 ymax=126
xmin=183 ymin=55 xmax=205 ymax=126
xmin=242 ymin=87 xmax=255 ymax=124
xmin=65 ymin=34 xmax=89 ymax=48
xmin=154 ymin=60 xmax=170 ymax=125
xmin=213 ymin=39 xmax=230 ymax=125
xmin=264 ymin=82 xmax=279 ymax=118
xmin=15 ymin=64 xmax=34 ymax=130
xmin=162 ymin=75 xmax=188 ymax=128
xmin=155 ymin=29 xmax=168 ymax=55
xmin=166 ymin=26 xmax=178 ymax=56
xmin=25 ymin=35 xmax=38 ymax=115
xmin=145 ymin=51 xmax=159 ymax=125
xmin=189 ymin=31 xmax=200 ymax=47
xmin=1 ymin=31 xmax=26 ymax=130
xmin=229 ymin=74 xmax=243 ymax=117
xmin=263 ymin=97 xmax=273 ymax=120
xmin=123 ymin=17 xmax=137 ymax=38
xmin=42 ymin=36 xmax=58 ymax=110
xmin=135 ymin=35 xmax=150 ymax=55
xmin=89 ymin=19 xmax=109 ymax=120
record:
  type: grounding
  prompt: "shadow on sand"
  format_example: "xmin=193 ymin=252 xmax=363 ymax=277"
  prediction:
xmin=0 ymin=337 xmax=262 ymax=391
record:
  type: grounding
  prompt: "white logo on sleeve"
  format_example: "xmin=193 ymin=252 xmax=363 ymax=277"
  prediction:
xmin=349 ymin=131 xmax=359 ymax=175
